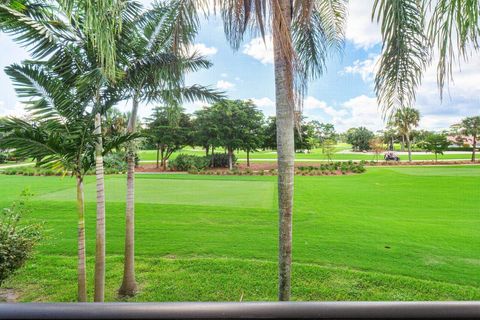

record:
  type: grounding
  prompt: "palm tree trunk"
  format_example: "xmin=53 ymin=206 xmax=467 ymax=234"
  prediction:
xmin=119 ymin=96 xmax=138 ymax=297
xmin=94 ymin=112 xmax=106 ymax=302
xmin=273 ymin=0 xmax=294 ymax=302
xmin=406 ymin=134 xmax=412 ymax=162
xmin=401 ymin=135 xmax=405 ymax=151
xmin=472 ymin=135 xmax=477 ymax=162
xmin=76 ymin=174 xmax=87 ymax=302
xmin=247 ymin=149 xmax=250 ymax=167
xmin=156 ymin=144 xmax=160 ymax=169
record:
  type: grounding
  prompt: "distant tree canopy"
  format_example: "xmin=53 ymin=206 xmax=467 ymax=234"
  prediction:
xmin=145 ymin=106 xmax=193 ymax=169
xmin=346 ymin=127 xmax=375 ymax=151
xmin=263 ymin=117 xmax=317 ymax=152
xmin=193 ymin=99 xmax=264 ymax=169
xmin=418 ymin=133 xmax=450 ymax=162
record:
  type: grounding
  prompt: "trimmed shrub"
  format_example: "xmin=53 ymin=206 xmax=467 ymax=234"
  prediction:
xmin=169 ymin=154 xmax=209 ymax=171
xmin=0 ymin=153 xmax=7 ymax=164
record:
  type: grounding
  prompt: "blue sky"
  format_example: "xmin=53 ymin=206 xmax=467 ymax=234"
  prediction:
xmin=1 ymin=0 xmax=479 ymax=132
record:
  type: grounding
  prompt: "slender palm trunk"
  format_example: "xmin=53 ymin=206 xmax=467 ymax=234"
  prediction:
xmin=156 ymin=144 xmax=160 ymax=169
xmin=401 ymin=135 xmax=405 ymax=151
xmin=94 ymin=112 xmax=106 ymax=302
xmin=76 ymin=174 xmax=87 ymax=302
xmin=273 ymin=0 xmax=294 ymax=301
xmin=247 ymin=149 xmax=250 ymax=167
xmin=119 ymin=96 xmax=138 ymax=296
xmin=406 ymin=133 xmax=412 ymax=162
xmin=472 ymin=135 xmax=477 ymax=162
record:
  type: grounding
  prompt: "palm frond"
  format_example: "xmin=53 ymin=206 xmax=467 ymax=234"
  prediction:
xmin=373 ymin=0 xmax=430 ymax=117
xmin=428 ymin=0 xmax=480 ymax=98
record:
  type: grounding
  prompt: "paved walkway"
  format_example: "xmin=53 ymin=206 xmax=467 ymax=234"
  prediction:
xmin=0 ymin=162 xmax=35 ymax=169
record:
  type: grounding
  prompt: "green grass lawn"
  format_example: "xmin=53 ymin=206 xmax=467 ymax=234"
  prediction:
xmin=137 ymin=148 xmax=474 ymax=162
xmin=2 ymin=166 xmax=480 ymax=301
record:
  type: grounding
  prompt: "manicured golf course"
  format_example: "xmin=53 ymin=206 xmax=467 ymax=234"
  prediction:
xmin=2 ymin=165 xmax=480 ymax=301
xmin=138 ymin=148 xmax=475 ymax=162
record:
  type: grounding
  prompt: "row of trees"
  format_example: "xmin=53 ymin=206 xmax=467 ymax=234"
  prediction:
xmin=346 ymin=110 xmax=479 ymax=162
xmin=143 ymin=101 xmax=339 ymax=169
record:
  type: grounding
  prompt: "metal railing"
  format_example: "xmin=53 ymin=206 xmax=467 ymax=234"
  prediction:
xmin=0 ymin=302 xmax=480 ymax=319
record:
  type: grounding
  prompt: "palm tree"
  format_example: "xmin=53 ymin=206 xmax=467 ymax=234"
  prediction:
xmin=113 ymin=1 xmax=221 ymax=296
xmin=0 ymin=1 xmax=139 ymax=301
xmin=0 ymin=61 xmax=93 ymax=302
xmin=373 ymin=0 xmax=479 ymax=115
xmin=457 ymin=116 xmax=480 ymax=162
xmin=393 ymin=107 xmax=420 ymax=162
xmin=209 ymin=0 xmax=347 ymax=300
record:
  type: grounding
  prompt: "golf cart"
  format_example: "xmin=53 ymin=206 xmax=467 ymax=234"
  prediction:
xmin=384 ymin=151 xmax=400 ymax=161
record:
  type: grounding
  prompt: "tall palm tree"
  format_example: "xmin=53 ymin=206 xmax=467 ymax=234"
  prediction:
xmin=393 ymin=107 xmax=420 ymax=162
xmin=0 ymin=61 xmax=132 ymax=302
xmin=114 ymin=0 xmax=221 ymax=296
xmin=209 ymin=0 xmax=347 ymax=300
xmin=457 ymin=116 xmax=480 ymax=162
xmin=0 ymin=0 xmax=139 ymax=301
xmin=373 ymin=0 xmax=479 ymax=115
xmin=0 ymin=61 xmax=93 ymax=302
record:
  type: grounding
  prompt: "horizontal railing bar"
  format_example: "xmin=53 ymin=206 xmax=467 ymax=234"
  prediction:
xmin=0 ymin=302 xmax=479 ymax=319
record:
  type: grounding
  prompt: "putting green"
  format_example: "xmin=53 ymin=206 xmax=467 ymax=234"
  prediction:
xmin=38 ymin=176 xmax=276 ymax=209
xmin=384 ymin=166 xmax=480 ymax=177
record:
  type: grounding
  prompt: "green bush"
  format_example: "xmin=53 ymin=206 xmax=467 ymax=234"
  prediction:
xmin=0 ymin=153 xmax=7 ymax=164
xmin=169 ymin=154 xmax=209 ymax=171
xmin=0 ymin=191 xmax=41 ymax=287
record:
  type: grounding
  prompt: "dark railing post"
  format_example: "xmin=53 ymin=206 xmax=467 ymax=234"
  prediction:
xmin=0 ymin=302 xmax=479 ymax=319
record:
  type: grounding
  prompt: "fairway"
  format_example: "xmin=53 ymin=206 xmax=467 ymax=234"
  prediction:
xmin=2 ymin=166 xmax=480 ymax=302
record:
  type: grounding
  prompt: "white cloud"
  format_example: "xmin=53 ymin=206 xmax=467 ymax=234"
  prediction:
xmin=242 ymin=36 xmax=274 ymax=64
xmin=188 ymin=43 xmax=218 ymax=56
xmin=345 ymin=0 xmax=381 ymax=49
xmin=216 ymin=80 xmax=235 ymax=90
xmin=343 ymin=55 xmax=379 ymax=81
xmin=338 ymin=95 xmax=384 ymax=131
xmin=221 ymin=73 xmax=228 ymax=78
xmin=0 ymin=101 xmax=26 ymax=118
xmin=250 ymin=97 xmax=275 ymax=117
xmin=303 ymin=96 xmax=348 ymax=118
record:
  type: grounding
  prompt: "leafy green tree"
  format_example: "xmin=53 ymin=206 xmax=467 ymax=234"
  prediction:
xmin=210 ymin=0 xmax=347 ymax=300
xmin=346 ymin=127 xmax=375 ymax=151
xmin=263 ymin=116 xmax=317 ymax=152
xmin=145 ymin=106 xmax=193 ymax=170
xmin=323 ymin=139 xmax=337 ymax=162
xmin=204 ymin=100 xmax=263 ymax=170
xmin=240 ymin=101 xmax=265 ymax=167
xmin=419 ymin=133 xmax=450 ymax=162
xmin=311 ymin=121 xmax=336 ymax=151
xmin=193 ymin=106 xmax=220 ymax=158
xmin=456 ymin=116 xmax=480 ymax=162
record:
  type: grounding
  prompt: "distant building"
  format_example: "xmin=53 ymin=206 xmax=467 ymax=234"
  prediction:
xmin=447 ymin=135 xmax=479 ymax=147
